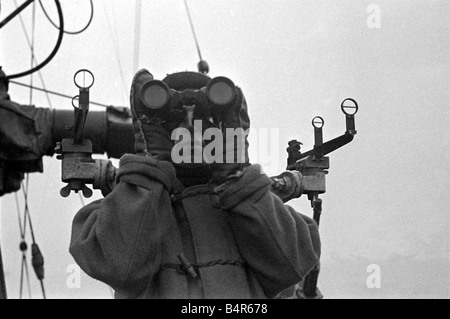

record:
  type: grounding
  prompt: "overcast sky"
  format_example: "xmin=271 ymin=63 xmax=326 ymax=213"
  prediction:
xmin=1 ymin=0 xmax=449 ymax=299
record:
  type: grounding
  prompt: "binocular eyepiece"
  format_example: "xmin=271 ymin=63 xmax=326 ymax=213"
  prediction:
xmin=138 ymin=76 xmax=238 ymax=124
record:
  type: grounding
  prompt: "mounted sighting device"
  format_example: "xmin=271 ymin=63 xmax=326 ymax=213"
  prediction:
xmin=55 ymin=69 xmax=95 ymax=198
xmin=56 ymin=70 xmax=115 ymax=198
xmin=271 ymin=98 xmax=358 ymax=299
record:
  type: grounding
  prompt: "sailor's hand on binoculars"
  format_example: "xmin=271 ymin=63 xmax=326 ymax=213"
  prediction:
xmin=141 ymin=122 xmax=173 ymax=162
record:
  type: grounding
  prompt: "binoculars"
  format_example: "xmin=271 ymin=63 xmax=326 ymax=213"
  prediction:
xmin=138 ymin=76 xmax=239 ymax=126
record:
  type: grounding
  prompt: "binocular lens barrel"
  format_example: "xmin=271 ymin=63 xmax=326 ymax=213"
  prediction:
xmin=140 ymin=80 xmax=170 ymax=109
xmin=206 ymin=77 xmax=236 ymax=106
xmin=139 ymin=76 xmax=237 ymax=111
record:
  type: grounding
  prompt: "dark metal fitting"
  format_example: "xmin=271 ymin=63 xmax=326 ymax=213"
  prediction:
xmin=178 ymin=253 xmax=198 ymax=278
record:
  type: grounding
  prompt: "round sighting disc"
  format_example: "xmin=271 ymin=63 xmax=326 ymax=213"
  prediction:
xmin=312 ymin=116 xmax=325 ymax=129
xmin=341 ymin=98 xmax=359 ymax=116
xmin=74 ymin=69 xmax=95 ymax=89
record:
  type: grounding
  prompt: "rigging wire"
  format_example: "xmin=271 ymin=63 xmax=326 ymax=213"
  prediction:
xmin=15 ymin=192 xmax=32 ymax=299
xmin=21 ymin=177 xmax=47 ymax=299
xmin=133 ymin=0 xmax=142 ymax=72
xmin=183 ymin=0 xmax=209 ymax=74
xmin=29 ymin=0 xmax=36 ymax=106
xmin=9 ymin=2 xmax=47 ymax=298
xmin=38 ymin=0 xmax=93 ymax=35
xmin=25 ymin=2 xmax=36 ymax=298
xmin=102 ymin=1 xmax=128 ymax=105
xmin=14 ymin=0 xmax=53 ymax=108
xmin=11 ymin=0 xmax=37 ymax=299
xmin=20 ymin=248 xmax=33 ymax=299
xmin=6 ymin=0 xmax=64 ymax=80
xmin=184 ymin=0 xmax=203 ymax=61
xmin=19 ymin=180 xmax=33 ymax=299
xmin=10 ymin=81 xmax=114 ymax=108
xmin=25 ymin=3 xmax=47 ymax=298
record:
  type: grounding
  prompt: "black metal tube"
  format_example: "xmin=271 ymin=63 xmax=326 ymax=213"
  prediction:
xmin=313 ymin=197 xmax=322 ymax=226
xmin=0 ymin=244 xmax=7 ymax=299
xmin=302 ymin=266 xmax=320 ymax=297
xmin=287 ymin=133 xmax=355 ymax=170
xmin=0 ymin=0 xmax=35 ymax=29
xmin=73 ymin=108 xmax=88 ymax=145
xmin=73 ymin=90 xmax=90 ymax=144
xmin=302 ymin=196 xmax=322 ymax=298
xmin=53 ymin=108 xmax=135 ymax=158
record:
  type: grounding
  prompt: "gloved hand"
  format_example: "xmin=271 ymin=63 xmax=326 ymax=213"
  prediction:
xmin=141 ymin=122 xmax=173 ymax=161
xmin=270 ymin=171 xmax=304 ymax=202
xmin=130 ymin=69 xmax=173 ymax=161
xmin=211 ymin=87 xmax=250 ymax=183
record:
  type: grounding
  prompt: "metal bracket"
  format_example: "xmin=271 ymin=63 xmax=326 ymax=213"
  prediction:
xmin=56 ymin=139 xmax=95 ymax=198
xmin=57 ymin=70 xmax=96 ymax=198
xmin=287 ymin=98 xmax=358 ymax=169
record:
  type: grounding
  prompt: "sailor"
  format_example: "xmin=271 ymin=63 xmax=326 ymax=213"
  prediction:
xmin=69 ymin=70 xmax=321 ymax=299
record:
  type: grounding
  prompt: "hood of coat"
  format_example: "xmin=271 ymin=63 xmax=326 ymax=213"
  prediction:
xmin=130 ymin=69 xmax=250 ymax=186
